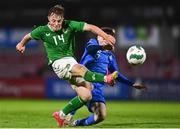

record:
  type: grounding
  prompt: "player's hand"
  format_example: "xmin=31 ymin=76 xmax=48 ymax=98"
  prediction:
xmin=16 ymin=43 xmax=25 ymax=53
xmin=105 ymin=35 xmax=116 ymax=45
xmin=132 ymin=83 xmax=147 ymax=90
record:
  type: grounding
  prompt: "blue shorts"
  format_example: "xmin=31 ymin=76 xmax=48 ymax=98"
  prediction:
xmin=86 ymin=82 xmax=106 ymax=113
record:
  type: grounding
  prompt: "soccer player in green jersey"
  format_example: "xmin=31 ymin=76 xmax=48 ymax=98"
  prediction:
xmin=16 ymin=4 xmax=118 ymax=127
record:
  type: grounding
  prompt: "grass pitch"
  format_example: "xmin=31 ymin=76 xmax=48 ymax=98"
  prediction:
xmin=0 ymin=99 xmax=180 ymax=128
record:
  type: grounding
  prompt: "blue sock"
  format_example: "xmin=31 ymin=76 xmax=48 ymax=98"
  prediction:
xmin=75 ymin=115 xmax=96 ymax=126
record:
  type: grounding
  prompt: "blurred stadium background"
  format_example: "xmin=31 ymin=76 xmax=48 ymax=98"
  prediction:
xmin=0 ymin=0 xmax=180 ymax=128
xmin=0 ymin=0 xmax=179 ymax=101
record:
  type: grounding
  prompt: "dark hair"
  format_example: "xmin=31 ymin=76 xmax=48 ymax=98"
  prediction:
xmin=101 ymin=27 xmax=115 ymax=37
xmin=48 ymin=5 xmax=64 ymax=17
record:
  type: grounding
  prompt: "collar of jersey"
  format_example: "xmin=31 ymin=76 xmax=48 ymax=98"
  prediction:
xmin=47 ymin=23 xmax=54 ymax=32
xmin=47 ymin=23 xmax=63 ymax=34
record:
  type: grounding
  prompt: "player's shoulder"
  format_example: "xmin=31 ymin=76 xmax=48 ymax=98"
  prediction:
xmin=64 ymin=19 xmax=85 ymax=27
xmin=63 ymin=20 xmax=76 ymax=26
xmin=64 ymin=19 xmax=84 ymax=23
xmin=62 ymin=20 xmax=73 ymax=29
xmin=63 ymin=20 xmax=70 ymax=25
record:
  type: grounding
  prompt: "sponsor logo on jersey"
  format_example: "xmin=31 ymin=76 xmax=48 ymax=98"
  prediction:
xmin=46 ymin=33 xmax=50 ymax=36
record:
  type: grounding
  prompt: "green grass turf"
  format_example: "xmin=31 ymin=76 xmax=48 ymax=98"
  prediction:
xmin=0 ymin=99 xmax=180 ymax=128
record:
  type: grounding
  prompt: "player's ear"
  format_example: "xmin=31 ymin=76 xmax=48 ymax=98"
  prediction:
xmin=47 ymin=16 xmax=50 ymax=21
xmin=61 ymin=17 xmax=64 ymax=22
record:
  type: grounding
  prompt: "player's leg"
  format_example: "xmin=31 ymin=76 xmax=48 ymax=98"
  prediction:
xmin=51 ymin=57 xmax=112 ymax=127
xmin=74 ymin=81 xmax=92 ymax=101
xmin=66 ymin=83 xmax=106 ymax=126
xmin=71 ymin=63 xmax=118 ymax=85
xmin=59 ymin=81 xmax=92 ymax=125
xmin=73 ymin=102 xmax=106 ymax=126
xmin=60 ymin=79 xmax=92 ymax=116
xmin=92 ymin=102 xmax=107 ymax=123
xmin=52 ymin=80 xmax=92 ymax=127
xmin=52 ymin=57 xmax=117 ymax=84
xmin=52 ymin=57 xmax=94 ymax=127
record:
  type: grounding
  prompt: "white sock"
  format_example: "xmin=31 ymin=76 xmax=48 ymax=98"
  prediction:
xmin=59 ymin=110 xmax=66 ymax=119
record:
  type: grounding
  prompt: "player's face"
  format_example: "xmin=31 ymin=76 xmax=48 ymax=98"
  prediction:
xmin=48 ymin=13 xmax=64 ymax=31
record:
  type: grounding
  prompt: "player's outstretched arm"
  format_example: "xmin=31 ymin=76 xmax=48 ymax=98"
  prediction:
xmin=132 ymin=83 xmax=147 ymax=90
xmin=83 ymin=24 xmax=116 ymax=45
xmin=16 ymin=33 xmax=31 ymax=53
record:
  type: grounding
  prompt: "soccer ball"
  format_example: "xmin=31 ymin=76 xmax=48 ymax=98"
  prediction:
xmin=126 ymin=45 xmax=146 ymax=65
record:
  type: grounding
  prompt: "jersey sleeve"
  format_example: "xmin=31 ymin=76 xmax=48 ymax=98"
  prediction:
xmin=109 ymin=53 xmax=134 ymax=86
xmin=30 ymin=26 xmax=43 ymax=40
xmin=69 ymin=20 xmax=86 ymax=32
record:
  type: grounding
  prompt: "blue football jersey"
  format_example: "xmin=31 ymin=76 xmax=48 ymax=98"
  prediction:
xmin=80 ymin=38 xmax=134 ymax=87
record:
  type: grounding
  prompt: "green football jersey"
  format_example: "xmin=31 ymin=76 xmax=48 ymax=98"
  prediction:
xmin=30 ymin=20 xmax=85 ymax=64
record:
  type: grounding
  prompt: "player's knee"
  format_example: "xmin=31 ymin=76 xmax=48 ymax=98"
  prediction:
xmin=71 ymin=64 xmax=87 ymax=77
xmin=73 ymin=64 xmax=87 ymax=72
xmin=75 ymin=86 xmax=92 ymax=101
xmin=94 ymin=110 xmax=106 ymax=123
xmin=80 ymin=90 xmax=92 ymax=102
xmin=97 ymin=113 xmax=106 ymax=122
xmin=85 ymin=90 xmax=92 ymax=101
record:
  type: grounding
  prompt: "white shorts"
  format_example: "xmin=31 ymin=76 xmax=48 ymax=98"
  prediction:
xmin=52 ymin=57 xmax=85 ymax=85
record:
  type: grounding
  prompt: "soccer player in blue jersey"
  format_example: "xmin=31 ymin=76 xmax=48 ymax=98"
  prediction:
xmin=65 ymin=27 xmax=146 ymax=126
